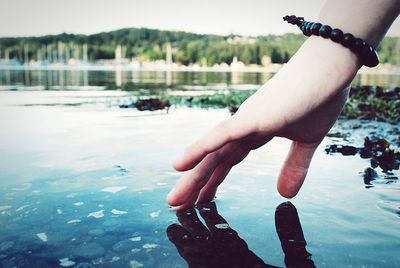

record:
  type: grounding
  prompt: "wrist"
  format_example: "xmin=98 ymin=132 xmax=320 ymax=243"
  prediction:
xmin=273 ymin=36 xmax=359 ymax=96
xmin=297 ymin=35 xmax=360 ymax=74
xmin=261 ymin=36 xmax=359 ymax=117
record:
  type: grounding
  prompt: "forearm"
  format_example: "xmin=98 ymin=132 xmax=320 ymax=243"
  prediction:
xmin=319 ymin=0 xmax=400 ymax=48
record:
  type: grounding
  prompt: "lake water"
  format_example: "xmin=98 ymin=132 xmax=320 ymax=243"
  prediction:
xmin=1 ymin=69 xmax=400 ymax=92
xmin=0 ymin=70 xmax=399 ymax=267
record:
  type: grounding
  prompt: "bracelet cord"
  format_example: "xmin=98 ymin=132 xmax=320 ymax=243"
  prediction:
xmin=283 ymin=15 xmax=379 ymax=67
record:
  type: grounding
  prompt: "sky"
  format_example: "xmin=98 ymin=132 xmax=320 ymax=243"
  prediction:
xmin=1 ymin=0 xmax=399 ymax=37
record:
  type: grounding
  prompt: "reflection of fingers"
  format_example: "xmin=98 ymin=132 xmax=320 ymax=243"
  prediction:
xmin=277 ymin=141 xmax=319 ymax=198
xmin=275 ymin=202 xmax=305 ymax=247
xmin=198 ymin=202 xmax=235 ymax=235
xmin=166 ymin=223 xmax=192 ymax=246
xmin=196 ymin=147 xmax=250 ymax=203
xmin=167 ymin=143 xmax=239 ymax=208
xmin=173 ymin=117 xmax=248 ymax=171
xmin=176 ymin=209 xmax=209 ymax=240
xmin=275 ymin=202 xmax=315 ymax=267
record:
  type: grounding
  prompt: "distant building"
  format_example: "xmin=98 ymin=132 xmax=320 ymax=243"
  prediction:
xmin=115 ymin=45 xmax=122 ymax=64
xmin=230 ymin=56 xmax=245 ymax=71
xmin=166 ymin=43 xmax=172 ymax=65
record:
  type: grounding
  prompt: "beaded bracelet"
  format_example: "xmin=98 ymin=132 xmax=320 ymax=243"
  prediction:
xmin=283 ymin=15 xmax=379 ymax=67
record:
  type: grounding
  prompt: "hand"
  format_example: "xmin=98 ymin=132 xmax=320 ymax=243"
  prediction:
xmin=167 ymin=37 xmax=360 ymax=210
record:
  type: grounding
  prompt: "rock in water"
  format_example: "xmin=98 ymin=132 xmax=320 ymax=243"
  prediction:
xmin=340 ymin=145 xmax=357 ymax=155
xmin=135 ymin=98 xmax=170 ymax=111
xmin=363 ymin=168 xmax=378 ymax=186
xmin=36 ymin=233 xmax=48 ymax=242
xmin=112 ymin=240 xmax=132 ymax=252
xmin=59 ymin=258 xmax=75 ymax=267
xmin=75 ymin=263 xmax=95 ymax=268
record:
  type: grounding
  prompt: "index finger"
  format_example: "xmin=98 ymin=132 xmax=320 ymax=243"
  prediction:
xmin=173 ymin=118 xmax=236 ymax=171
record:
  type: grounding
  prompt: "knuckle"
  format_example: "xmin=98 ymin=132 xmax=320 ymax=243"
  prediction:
xmin=192 ymin=172 xmax=207 ymax=185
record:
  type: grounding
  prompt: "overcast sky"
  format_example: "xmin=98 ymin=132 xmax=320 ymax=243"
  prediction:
xmin=1 ymin=0 xmax=399 ymax=37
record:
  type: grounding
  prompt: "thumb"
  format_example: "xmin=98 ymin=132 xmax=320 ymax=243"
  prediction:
xmin=277 ymin=141 xmax=320 ymax=198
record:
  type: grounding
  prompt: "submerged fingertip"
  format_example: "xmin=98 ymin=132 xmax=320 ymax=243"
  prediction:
xmin=167 ymin=199 xmax=181 ymax=208
xmin=166 ymin=191 xmax=180 ymax=207
xmin=196 ymin=188 xmax=217 ymax=204
xmin=166 ymin=188 xmax=191 ymax=208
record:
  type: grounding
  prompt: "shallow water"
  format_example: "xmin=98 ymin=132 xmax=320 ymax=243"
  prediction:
xmin=0 ymin=91 xmax=399 ymax=267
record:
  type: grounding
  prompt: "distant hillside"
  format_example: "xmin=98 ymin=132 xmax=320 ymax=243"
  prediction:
xmin=0 ymin=28 xmax=398 ymax=66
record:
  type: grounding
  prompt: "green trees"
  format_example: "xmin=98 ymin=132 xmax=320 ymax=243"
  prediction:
xmin=377 ymin=37 xmax=399 ymax=65
xmin=0 ymin=28 xmax=398 ymax=66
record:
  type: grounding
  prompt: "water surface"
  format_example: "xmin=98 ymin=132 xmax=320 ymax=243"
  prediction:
xmin=0 ymin=85 xmax=399 ymax=267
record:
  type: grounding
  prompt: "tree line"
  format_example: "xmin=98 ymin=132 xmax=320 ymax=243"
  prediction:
xmin=0 ymin=28 xmax=398 ymax=66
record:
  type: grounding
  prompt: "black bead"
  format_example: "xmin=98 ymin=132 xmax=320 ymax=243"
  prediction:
xmin=311 ymin=23 xmax=322 ymax=35
xmin=342 ymin=33 xmax=354 ymax=47
xmin=302 ymin=22 xmax=309 ymax=35
xmin=304 ymin=22 xmax=310 ymax=35
xmin=331 ymin=28 xmax=344 ymax=43
xmin=300 ymin=21 xmax=305 ymax=31
xmin=305 ymin=22 xmax=314 ymax=36
xmin=319 ymin=25 xmax=332 ymax=38
xmin=352 ymin=38 xmax=365 ymax=52
xmin=360 ymin=43 xmax=371 ymax=56
xmin=361 ymin=44 xmax=379 ymax=67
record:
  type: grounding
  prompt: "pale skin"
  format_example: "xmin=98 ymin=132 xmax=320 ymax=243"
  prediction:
xmin=167 ymin=0 xmax=400 ymax=210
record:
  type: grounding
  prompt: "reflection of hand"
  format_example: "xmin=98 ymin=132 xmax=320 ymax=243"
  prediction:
xmin=167 ymin=202 xmax=276 ymax=268
xmin=168 ymin=37 xmax=360 ymax=210
xmin=275 ymin=202 xmax=315 ymax=268
xmin=167 ymin=201 xmax=315 ymax=267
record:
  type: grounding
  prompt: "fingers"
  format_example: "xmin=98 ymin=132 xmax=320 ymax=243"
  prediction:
xmin=172 ymin=191 xmax=202 ymax=211
xmin=196 ymin=166 xmax=231 ymax=204
xmin=173 ymin=116 xmax=248 ymax=172
xmin=196 ymin=147 xmax=250 ymax=204
xmin=167 ymin=142 xmax=240 ymax=209
xmin=277 ymin=141 xmax=320 ymax=198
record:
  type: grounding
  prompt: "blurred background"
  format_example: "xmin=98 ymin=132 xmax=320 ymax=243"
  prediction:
xmin=0 ymin=0 xmax=399 ymax=80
